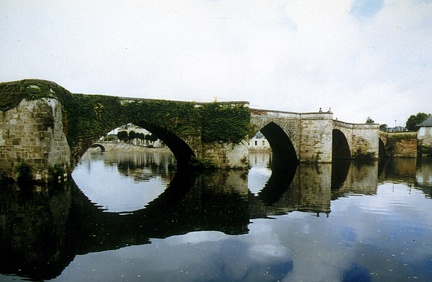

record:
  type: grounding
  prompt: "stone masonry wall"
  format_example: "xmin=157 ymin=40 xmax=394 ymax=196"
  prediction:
xmin=335 ymin=121 xmax=380 ymax=159
xmin=0 ymin=98 xmax=70 ymax=181
xmin=299 ymin=114 xmax=333 ymax=162
xmin=201 ymin=140 xmax=249 ymax=168
xmin=381 ymin=132 xmax=417 ymax=158
xmin=418 ymin=127 xmax=432 ymax=156
xmin=351 ymin=125 xmax=379 ymax=158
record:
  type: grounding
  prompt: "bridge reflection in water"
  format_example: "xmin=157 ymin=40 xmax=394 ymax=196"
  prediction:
xmin=0 ymin=154 xmax=426 ymax=280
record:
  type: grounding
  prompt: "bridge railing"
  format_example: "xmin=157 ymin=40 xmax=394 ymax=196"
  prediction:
xmin=333 ymin=119 xmax=379 ymax=129
xmin=250 ymin=108 xmax=333 ymax=120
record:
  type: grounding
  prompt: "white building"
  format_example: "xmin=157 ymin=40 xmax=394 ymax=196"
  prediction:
xmin=249 ymin=131 xmax=270 ymax=151
xmin=417 ymin=115 xmax=432 ymax=155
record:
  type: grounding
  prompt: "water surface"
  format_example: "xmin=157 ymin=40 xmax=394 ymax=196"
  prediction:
xmin=1 ymin=151 xmax=432 ymax=281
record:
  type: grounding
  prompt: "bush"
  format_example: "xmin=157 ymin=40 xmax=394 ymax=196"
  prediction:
xmin=15 ymin=162 xmax=32 ymax=183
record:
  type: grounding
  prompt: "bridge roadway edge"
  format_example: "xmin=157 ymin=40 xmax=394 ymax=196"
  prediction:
xmin=0 ymin=79 xmax=384 ymax=181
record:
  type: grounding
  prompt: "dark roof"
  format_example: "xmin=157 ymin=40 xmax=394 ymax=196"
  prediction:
xmin=254 ymin=131 xmax=265 ymax=139
xmin=418 ymin=115 xmax=432 ymax=127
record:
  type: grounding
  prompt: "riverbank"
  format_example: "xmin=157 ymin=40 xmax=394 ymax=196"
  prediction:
xmin=89 ymin=142 xmax=173 ymax=153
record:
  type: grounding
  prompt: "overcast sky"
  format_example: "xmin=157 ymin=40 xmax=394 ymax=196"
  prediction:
xmin=0 ymin=0 xmax=431 ymax=126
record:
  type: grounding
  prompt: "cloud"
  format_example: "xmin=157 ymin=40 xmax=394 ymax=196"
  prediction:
xmin=0 ymin=0 xmax=431 ymax=125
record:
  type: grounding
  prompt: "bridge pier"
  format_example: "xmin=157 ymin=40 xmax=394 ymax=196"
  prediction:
xmin=0 ymin=98 xmax=70 ymax=182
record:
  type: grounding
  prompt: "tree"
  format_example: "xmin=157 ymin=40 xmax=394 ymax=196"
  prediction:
xmin=128 ymin=130 xmax=136 ymax=140
xmin=145 ymin=133 xmax=158 ymax=142
xmin=366 ymin=117 xmax=374 ymax=124
xmin=379 ymin=124 xmax=388 ymax=132
xmin=117 ymin=131 xmax=128 ymax=142
xmin=406 ymin=112 xmax=429 ymax=131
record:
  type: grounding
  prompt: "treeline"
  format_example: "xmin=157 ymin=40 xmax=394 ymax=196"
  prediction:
xmin=117 ymin=130 xmax=158 ymax=142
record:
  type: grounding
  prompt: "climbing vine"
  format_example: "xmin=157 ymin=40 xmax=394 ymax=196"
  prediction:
xmin=0 ymin=79 xmax=251 ymax=147
xmin=200 ymin=103 xmax=250 ymax=144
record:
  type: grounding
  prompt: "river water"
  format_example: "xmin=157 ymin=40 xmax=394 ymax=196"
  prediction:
xmin=1 ymin=149 xmax=432 ymax=281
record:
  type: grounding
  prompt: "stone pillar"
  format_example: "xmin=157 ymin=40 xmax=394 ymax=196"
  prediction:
xmin=299 ymin=113 xmax=333 ymax=162
xmin=0 ymin=98 xmax=70 ymax=181
xmin=351 ymin=124 xmax=380 ymax=158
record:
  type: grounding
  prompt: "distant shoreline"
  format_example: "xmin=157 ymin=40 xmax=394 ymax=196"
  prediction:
xmin=88 ymin=142 xmax=172 ymax=153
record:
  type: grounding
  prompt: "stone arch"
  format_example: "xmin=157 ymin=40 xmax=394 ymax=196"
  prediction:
xmin=378 ymin=138 xmax=386 ymax=158
xmin=259 ymin=122 xmax=298 ymax=167
xmin=75 ymin=122 xmax=195 ymax=171
xmin=90 ymin=143 xmax=106 ymax=152
xmin=134 ymin=121 xmax=195 ymax=169
xmin=332 ymin=129 xmax=351 ymax=159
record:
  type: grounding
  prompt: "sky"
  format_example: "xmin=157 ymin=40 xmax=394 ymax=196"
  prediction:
xmin=0 ymin=0 xmax=431 ymax=126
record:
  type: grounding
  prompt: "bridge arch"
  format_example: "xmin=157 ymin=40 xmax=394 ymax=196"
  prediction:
xmin=258 ymin=122 xmax=298 ymax=167
xmin=378 ymin=138 xmax=386 ymax=158
xmin=90 ymin=143 xmax=106 ymax=152
xmin=332 ymin=129 xmax=351 ymax=159
xmin=134 ymin=121 xmax=195 ymax=169
xmin=86 ymin=122 xmax=195 ymax=170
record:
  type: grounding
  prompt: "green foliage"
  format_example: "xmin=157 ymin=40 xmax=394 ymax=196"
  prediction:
xmin=124 ymin=100 xmax=250 ymax=144
xmin=128 ymin=130 xmax=136 ymax=140
xmin=14 ymin=162 xmax=32 ymax=183
xmin=117 ymin=131 xmax=128 ymax=141
xmin=379 ymin=124 xmax=388 ymax=131
xmin=366 ymin=117 xmax=374 ymax=124
xmin=145 ymin=133 xmax=158 ymax=141
xmin=201 ymin=103 xmax=250 ymax=144
xmin=385 ymin=133 xmax=417 ymax=156
xmin=104 ymin=135 xmax=116 ymax=141
xmin=406 ymin=112 xmax=429 ymax=131
xmin=49 ymin=164 xmax=65 ymax=181
xmin=123 ymin=99 xmax=201 ymax=137
xmin=0 ymin=79 xmax=72 ymax=111
xmin=353 ymin=151 xmax=375 ymax=160
xmin=1 ymin=80 xmax=251 ymax=169
xmin=189 ymin=156 xmax=217 ymax=171
xmin=65 ymin=94 xmax=127 ymax=145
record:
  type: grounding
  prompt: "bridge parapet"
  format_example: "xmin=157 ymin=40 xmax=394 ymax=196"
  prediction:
xmin=250 ymin=109 xmax=334 ymax=163
xmin=333 ymin=120 xmax=380 ymax=159
xmin=333 ymin=119 xmax=379 ymax=130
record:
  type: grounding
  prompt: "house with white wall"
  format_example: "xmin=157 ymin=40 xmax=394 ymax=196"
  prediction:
xmin=417 ymin=115 xmax=432 ymax=156
xmin=249 ymin=131 xmax=270 ymax=151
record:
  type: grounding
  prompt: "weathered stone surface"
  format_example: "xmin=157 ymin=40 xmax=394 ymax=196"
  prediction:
xmin=0 ymin=98 xmax=70 ymax=181
xmin=334 ymin=121 xmax=380 ymax=159
xmin=418 ymin=125 xmax=432 ymax=156
xmin=252 ymin=111 xmax=379 ymax=162
xmin=380 ymin=132 xmax=417 ymax=158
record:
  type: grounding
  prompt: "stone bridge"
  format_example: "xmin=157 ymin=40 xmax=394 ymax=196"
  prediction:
xmin=250 ymin=109 xmax=380 ymax=164
xmin=0 ymin=79 xmax=380 ymax=181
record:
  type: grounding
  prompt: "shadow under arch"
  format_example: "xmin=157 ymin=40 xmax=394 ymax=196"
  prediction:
xmin=256 ymin=164 xmax=298 ymax=205
xmin=251 ymin=122 xmax=298 ymax=205
xmin=259 ymin=122 xmax=298 ymax=168
xmin=69 ymin=170 xmax=249 ymax=256
xmin=378 ymin=138 xmax=386 ymax=158
xmin=332 ymin=129 xmax=351 ymax=159
xmin=132 ymin=121 xmax=195 ymax=170
xmin=331 ymin=159 xmax=351 ymax=194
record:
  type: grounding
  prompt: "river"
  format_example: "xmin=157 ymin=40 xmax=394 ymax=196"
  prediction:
xmin=1 ymin=149 xmax=432 ymax=281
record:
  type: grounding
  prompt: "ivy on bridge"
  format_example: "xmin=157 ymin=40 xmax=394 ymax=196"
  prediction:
xmin=0 ymin=79 xmax=250 ymax=168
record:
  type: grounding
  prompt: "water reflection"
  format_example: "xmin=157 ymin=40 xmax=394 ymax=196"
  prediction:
xmin=1 ymin=151 xmax=432 ymax=281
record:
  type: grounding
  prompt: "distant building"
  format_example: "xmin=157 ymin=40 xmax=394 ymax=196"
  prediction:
xmin=417 ymin=115 xmax=432 ymax=156
xmin=387 ymin=126 xmax=408 ymax=132
xmin=248 ymin=131 xmax=270 ymax=151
